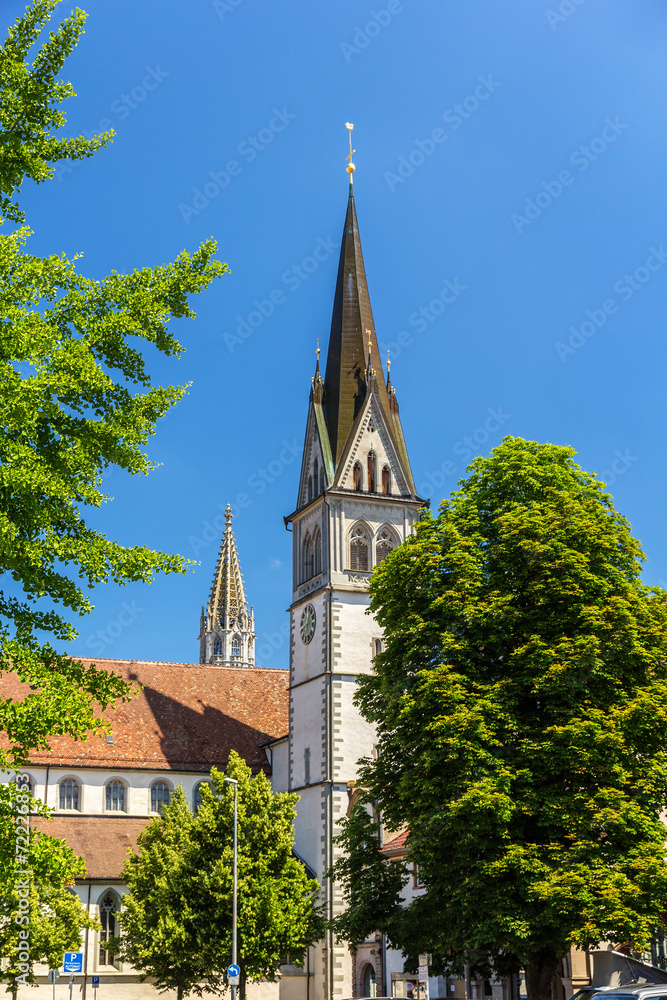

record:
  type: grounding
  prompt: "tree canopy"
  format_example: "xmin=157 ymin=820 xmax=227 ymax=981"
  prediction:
xmin=0 ymin=0 xmax=228 ymax=772
xmin=0 ymin=778 xmax=97 ymax=998
xmin=118 ymin=752 xmax=324 ymax=1000
xmin=334 ymin=437 xmax=667 ymax=998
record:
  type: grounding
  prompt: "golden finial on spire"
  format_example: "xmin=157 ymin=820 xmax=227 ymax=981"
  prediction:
xmin=387 ymin=350 xmax=391 ymax=371
xmin=316 ymin=337 xmax=320 ymax=360
xmin=345 ymin=123 xmax=355 ymax=178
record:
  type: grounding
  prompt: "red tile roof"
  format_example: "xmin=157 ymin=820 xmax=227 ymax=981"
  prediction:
xmin=381 ymin=830 xmax=409 ymax=855
xmin=0 ymin=658 xmax=289 ymax=773
xmin=31 ymin=814 xmax=148 ymax=879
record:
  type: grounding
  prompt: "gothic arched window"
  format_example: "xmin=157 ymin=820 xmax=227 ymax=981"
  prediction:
xmin=213 ymin=636 xmax=222 ymax=657
xmin=313 ymin=527 xmax=322 ymax=576
xmin=382 ymin=465 xmax=391 ymax=495
xmin=99 ymin=892 xmax=120 ymax=967
xmin=313 ymin=458 xmax=319 ymax=494
xmin=349 ymin=526 xmax=370 ymax=572
xmin=151 ymin=781 xmax=171 ymax=814
xmin=376 ymin=527 xmax=397 ymax=565
xmin=303 ymin=532 xmax=314 ymax=580
xmin=367 ymin=452 xmax=376 ymax=492
xmin=59 ymin=778 xmax=81 ymax=811
xmin=353 ymin=462 xmax=363 ymax=491
xmin=363 ymin=964 xmax=377 ymax=998
xmin=231 ymin=637 xmax=241 ymax=657
xmin=194 ymin=781 xmax=210 ymax=814
xmin=105 ymin=780 xmax=126 ymax=812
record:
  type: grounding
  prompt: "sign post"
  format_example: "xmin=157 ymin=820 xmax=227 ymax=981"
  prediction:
xmin=63 ymin=952 xmax=83 ymax=1000
xmin=48 ymin=969 xmax=59 ymax=1000
xmin=92 ymin=975 xmax=99 ymax=998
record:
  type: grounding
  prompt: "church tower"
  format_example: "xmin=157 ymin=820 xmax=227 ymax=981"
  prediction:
xmin=199 ymin=504 xmax=256 ymax=666
xmin=285 ymin=166 xmax=426 ymax=1000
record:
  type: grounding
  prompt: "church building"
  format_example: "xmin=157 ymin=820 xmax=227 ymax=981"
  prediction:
xmin=268 ymin=172 xmax=428 ymax=1000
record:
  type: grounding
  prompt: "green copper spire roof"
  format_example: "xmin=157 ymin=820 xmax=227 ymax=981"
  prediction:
xmin=323 ymin=182 xmax=394 ymax=467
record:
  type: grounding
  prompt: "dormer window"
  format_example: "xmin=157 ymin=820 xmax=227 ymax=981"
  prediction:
xmin=353 ymin=462 xmax=363 ymax=491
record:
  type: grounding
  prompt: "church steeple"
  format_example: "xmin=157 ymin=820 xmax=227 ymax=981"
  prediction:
xmin=322 ymin=182 xmax=394 ymax=468
xmin=198 ymin=504 xmax=256 ymax=666
xmin=320 ymin=181 xmax=416 ymax=495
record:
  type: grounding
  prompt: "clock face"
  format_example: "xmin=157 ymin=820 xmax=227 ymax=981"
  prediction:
xmin=300 ymin=604 xmax=316 ymax=644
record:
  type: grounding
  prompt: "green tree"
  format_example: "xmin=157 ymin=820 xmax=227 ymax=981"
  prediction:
xmin=0 ymin=0 xmax=228 ymax=775
xmin=118 ymin=752 xmax=324 ymax=1000
xmin=336 ymin=437 xmax=667 ymax=998
xmin=0 ymin=782 xmax=97 ymax=998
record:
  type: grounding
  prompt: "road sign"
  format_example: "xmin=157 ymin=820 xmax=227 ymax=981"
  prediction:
xmin=48 ymin=971 xmax=60 ymax=984
xmin=92 ymin=977 xmax=100 ymax=988
xmin=63 ymin=953 xmax=83 ymax=973
xmin=418 ymin=966 xmax=429 ymax=983
xmin=227 ymin=964 xmax=240 ymax=985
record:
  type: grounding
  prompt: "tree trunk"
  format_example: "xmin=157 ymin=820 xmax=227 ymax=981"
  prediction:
xmin=176 ymin=986 xmax=183 ymax=1000
xmin=525 ymin=947 xmax=563 ymax=1000
xmin=240 ymin=971 xmax=246 ymax=1000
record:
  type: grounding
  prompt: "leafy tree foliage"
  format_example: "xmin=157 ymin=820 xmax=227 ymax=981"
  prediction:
xmin=0 ymin=0 xmax=113 ymax=225
xmin=338 ymin=438 xmax=667 ymax=998
xmin=329 ymin=795 xmax=407 ymax=951
xmin=0 ymin=781 xmax=97 ymax=997
xmin=118 ymin=752 xmax=324 ymax=1000
xmin=0 ymin=0 xmax=228 ymax=773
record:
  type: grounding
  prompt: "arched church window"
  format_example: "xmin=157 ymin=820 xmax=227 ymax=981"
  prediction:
xmin=99 ymin=892 xmax=120 ymax=967
xmin=376 ymin=527 xmax=396 ymax=565
xmin=308 ymin=475 xmax=313 ymax=502
xmin=105 ymin=780 xmax=126 ymax=812
xmin=382 ymin=465 xmax=391 ymax=494
xmin=59 ymin=778 xmax=80 ymax=811
xmin=313 ymin=458 xmax=319 ymax=494
xmin=213 ymin=636 xmax=222 ymax=657
xmin=231 ymin=637 xmax=241 ymax=657
xmin=313 ymin=527 xmax=322 ymax=576
xmin=353 ymin=462 xmax=363 ymax=491
xmin=349 ymin=526 xmax=370 ymax=572
xmin=363 ymin=964 xmax=377 ymax=999
xmin=151 ymin=781 xmax=170 ymax=814
xmin=367 ymin=452 xmax=376 ymax=492
xmin=303 ymin=533 xmax=314 ymax=580
xmin=194 ymin=781 xmax=210 ymax=814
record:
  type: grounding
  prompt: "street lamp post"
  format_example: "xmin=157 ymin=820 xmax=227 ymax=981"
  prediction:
xmin=224 ymin=777 xmax=238 ymax=1000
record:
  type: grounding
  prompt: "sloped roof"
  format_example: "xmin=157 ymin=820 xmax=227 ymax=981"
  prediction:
xmin=0 ymin=658 xmax=288 ymax=772
xmin=31 ymin=814 xmax=148 ymax=880
xmin=381 ymin=830 xmax=409 ymax=855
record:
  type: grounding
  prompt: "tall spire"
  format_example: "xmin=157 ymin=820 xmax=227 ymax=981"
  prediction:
xmin=199 ymin=504 xmax=256 ymax=666
xmin=322 ymin=182 xmax=395 ymax=467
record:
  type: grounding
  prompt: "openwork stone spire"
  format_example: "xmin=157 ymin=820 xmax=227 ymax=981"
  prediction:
xmin=199 ymin=505 xmax=256 ymax=667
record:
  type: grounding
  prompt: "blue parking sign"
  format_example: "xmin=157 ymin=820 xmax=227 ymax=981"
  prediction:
xmin=63 ymin=953 xmax=83 ymax=973
xmin=92 ymin=977 xmax=100 ymax=988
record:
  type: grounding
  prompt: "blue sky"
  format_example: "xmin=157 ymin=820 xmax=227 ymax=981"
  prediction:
xmin=7 ymin=0 xmax=667 ymax=668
